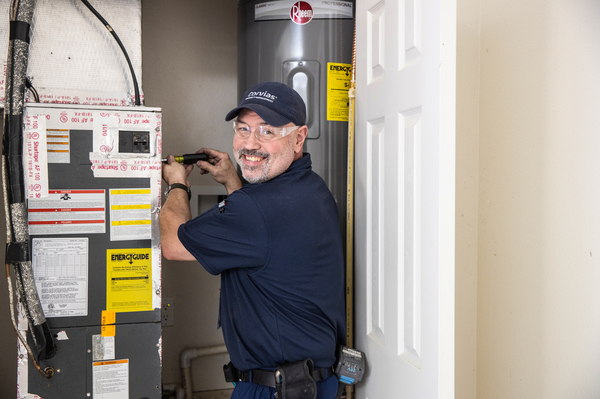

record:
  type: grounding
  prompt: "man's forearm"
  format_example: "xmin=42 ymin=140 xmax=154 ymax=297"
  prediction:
xmin=159 ymin=188 xmax=195 ymax=261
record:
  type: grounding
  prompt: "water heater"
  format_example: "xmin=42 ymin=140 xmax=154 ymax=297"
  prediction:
xmin=237 ymin=0 xmax=355 ymax=234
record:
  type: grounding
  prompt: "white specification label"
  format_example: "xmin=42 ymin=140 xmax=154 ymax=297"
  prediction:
xmin=46 ymin=129 xmax=70 ymax=163
xmin=110 ymin=189 xmax=152 ymax=241
xmin=32 ymin=238 xmax=88 ymax=317
xmin=92 ymin=335 xmax=116 ymax=361
xmin=28 ymin=189 xmax=106 ymax=235
xmin=24 ymin=113 xmax=49 ymax=199
xmin=93 ymin=359 xmax=129 ymax=399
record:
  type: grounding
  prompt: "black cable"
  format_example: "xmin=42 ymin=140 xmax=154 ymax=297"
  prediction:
xmin=9 ymin=0 xmax=18 ymax=20
xmin=4 ymin=0 xmax=58 ymax=369
xmin=25 ymin=77 xmax=40 ymax=102
xmin=79 ymin=0 xmax=141 ymax=106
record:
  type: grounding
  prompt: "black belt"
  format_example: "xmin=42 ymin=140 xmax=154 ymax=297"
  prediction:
xmin=236 ymin=366 xmax=334 ymax=388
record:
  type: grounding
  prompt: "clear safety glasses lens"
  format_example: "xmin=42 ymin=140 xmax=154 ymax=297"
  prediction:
xmin=233 ymin=121 xmax=298 ymax=143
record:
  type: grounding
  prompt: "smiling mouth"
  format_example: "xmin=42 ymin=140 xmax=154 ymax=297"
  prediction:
xmin=239 ymin=149 xmax=269 ymax=166
xmin=244 ymin=154 xmax=265 ymax=163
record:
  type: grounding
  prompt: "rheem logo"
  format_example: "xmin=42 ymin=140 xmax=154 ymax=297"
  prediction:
xmin=290 ymin=1 xmax=314 ymax=25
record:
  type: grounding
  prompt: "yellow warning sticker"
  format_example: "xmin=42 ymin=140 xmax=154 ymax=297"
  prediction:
xmin=106 ymin=248 xmax=152 ymax=313
xmin=109 ymin=189 xmax=152 ymax=241
xmin=101 ymin=325 xmax=116 ymax=337
xmin=327 ymin=62 xmax=352 ymax=121
xmin=101 ymin=310 xmax=116 ymax=337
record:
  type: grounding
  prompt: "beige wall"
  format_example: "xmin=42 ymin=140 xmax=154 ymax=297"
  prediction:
xmin=455 ymin=0 xmax=480 ymax=396
xmin=142 ymin=0 xmax=239 ymax=392
xmin=476 ymin=0 xmax=600 ymax=398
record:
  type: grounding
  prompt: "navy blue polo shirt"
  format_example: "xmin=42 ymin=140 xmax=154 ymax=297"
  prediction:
xmin=178 ymin=154 xmax=346 ymax=372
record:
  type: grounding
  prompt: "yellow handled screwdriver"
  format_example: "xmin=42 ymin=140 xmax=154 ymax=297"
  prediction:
xmin=162 ymin=153 xmax=208 ymax=164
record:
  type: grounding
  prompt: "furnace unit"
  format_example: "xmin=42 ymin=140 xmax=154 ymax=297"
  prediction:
xmin=17 ymin=103 xmax=162 ymax=399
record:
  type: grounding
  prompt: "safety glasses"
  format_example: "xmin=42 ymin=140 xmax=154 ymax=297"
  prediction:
xmin=233 ymin=121 xmax=299 ymax=143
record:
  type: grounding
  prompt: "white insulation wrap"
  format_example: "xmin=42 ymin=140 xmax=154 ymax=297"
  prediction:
xmin=1 ymin=0 xmax=142 ymax=106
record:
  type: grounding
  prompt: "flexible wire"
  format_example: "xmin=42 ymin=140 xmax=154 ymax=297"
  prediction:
xmin=5 ymin=156 xmax=50 ymax=378
xmin=10 ymin=0 xmax=18 ymax=20
xmin=7 ymin=1 xmax=17 ymax=123
xmin=6 ymin=263 xmax=52 ymax=378
xmin=25 ymin=77 xmax=39 ymax=102
xmin=79 ymin=0 xmax=141 ymax=106
xmin=3 ymin=156 xmax=13 ymax=243
xmin=4 ymin=0 xmax=58 ymax=365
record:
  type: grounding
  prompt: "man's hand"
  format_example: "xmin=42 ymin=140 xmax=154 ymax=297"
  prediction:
xmin=195 ymin=148 xmax=243 ymax=194
xmin=162 ymin=154 xmax=193 ymax=187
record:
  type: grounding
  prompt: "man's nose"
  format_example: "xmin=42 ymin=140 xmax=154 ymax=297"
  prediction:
xmin=243 ymin=129 xmax=262 ymax=149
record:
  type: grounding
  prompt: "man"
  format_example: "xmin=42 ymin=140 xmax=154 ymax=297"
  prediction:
xmin=160 ymin=82 xmax=346 ymax=398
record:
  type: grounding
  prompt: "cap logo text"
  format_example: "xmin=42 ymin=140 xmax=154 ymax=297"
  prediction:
xmin=246 ymin=91 xmax=278 ymax=103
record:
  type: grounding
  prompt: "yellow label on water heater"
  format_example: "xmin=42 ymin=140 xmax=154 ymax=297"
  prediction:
xmin=327 ymin=62 xmax=352 ymax=121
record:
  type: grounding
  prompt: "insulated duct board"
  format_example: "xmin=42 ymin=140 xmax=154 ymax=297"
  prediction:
xmin=1 ymin=0 xmax=142 ymax=106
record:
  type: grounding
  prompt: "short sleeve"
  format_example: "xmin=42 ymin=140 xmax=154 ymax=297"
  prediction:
xmin=177 ymin=190 xmax=270 ymax=275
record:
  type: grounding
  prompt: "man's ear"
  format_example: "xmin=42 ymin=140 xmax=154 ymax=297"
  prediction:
xmin=294 ymin=126 xmax=308 ymax=154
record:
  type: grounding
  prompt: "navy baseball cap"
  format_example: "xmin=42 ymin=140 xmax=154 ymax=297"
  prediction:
xmin=225 ymin=82 xmax=307 ymax=127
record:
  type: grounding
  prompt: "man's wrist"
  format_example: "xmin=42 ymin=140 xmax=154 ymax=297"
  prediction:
xmin=165 ymin=183 xmax=191 ymax=200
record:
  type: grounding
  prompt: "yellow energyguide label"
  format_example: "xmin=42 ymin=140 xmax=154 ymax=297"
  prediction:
xmin=106 ymin=248 xmax=152 ymax=313
xmin=327 ymin=62 xmax=352 ymax=121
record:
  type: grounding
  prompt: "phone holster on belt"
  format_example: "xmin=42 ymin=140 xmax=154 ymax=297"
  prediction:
xmin=275 ymin=358 xmax=317 ymax=399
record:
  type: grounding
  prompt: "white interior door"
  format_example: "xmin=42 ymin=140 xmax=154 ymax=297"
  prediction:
xmin=354 ymin=0 xmax=456 ymax=397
